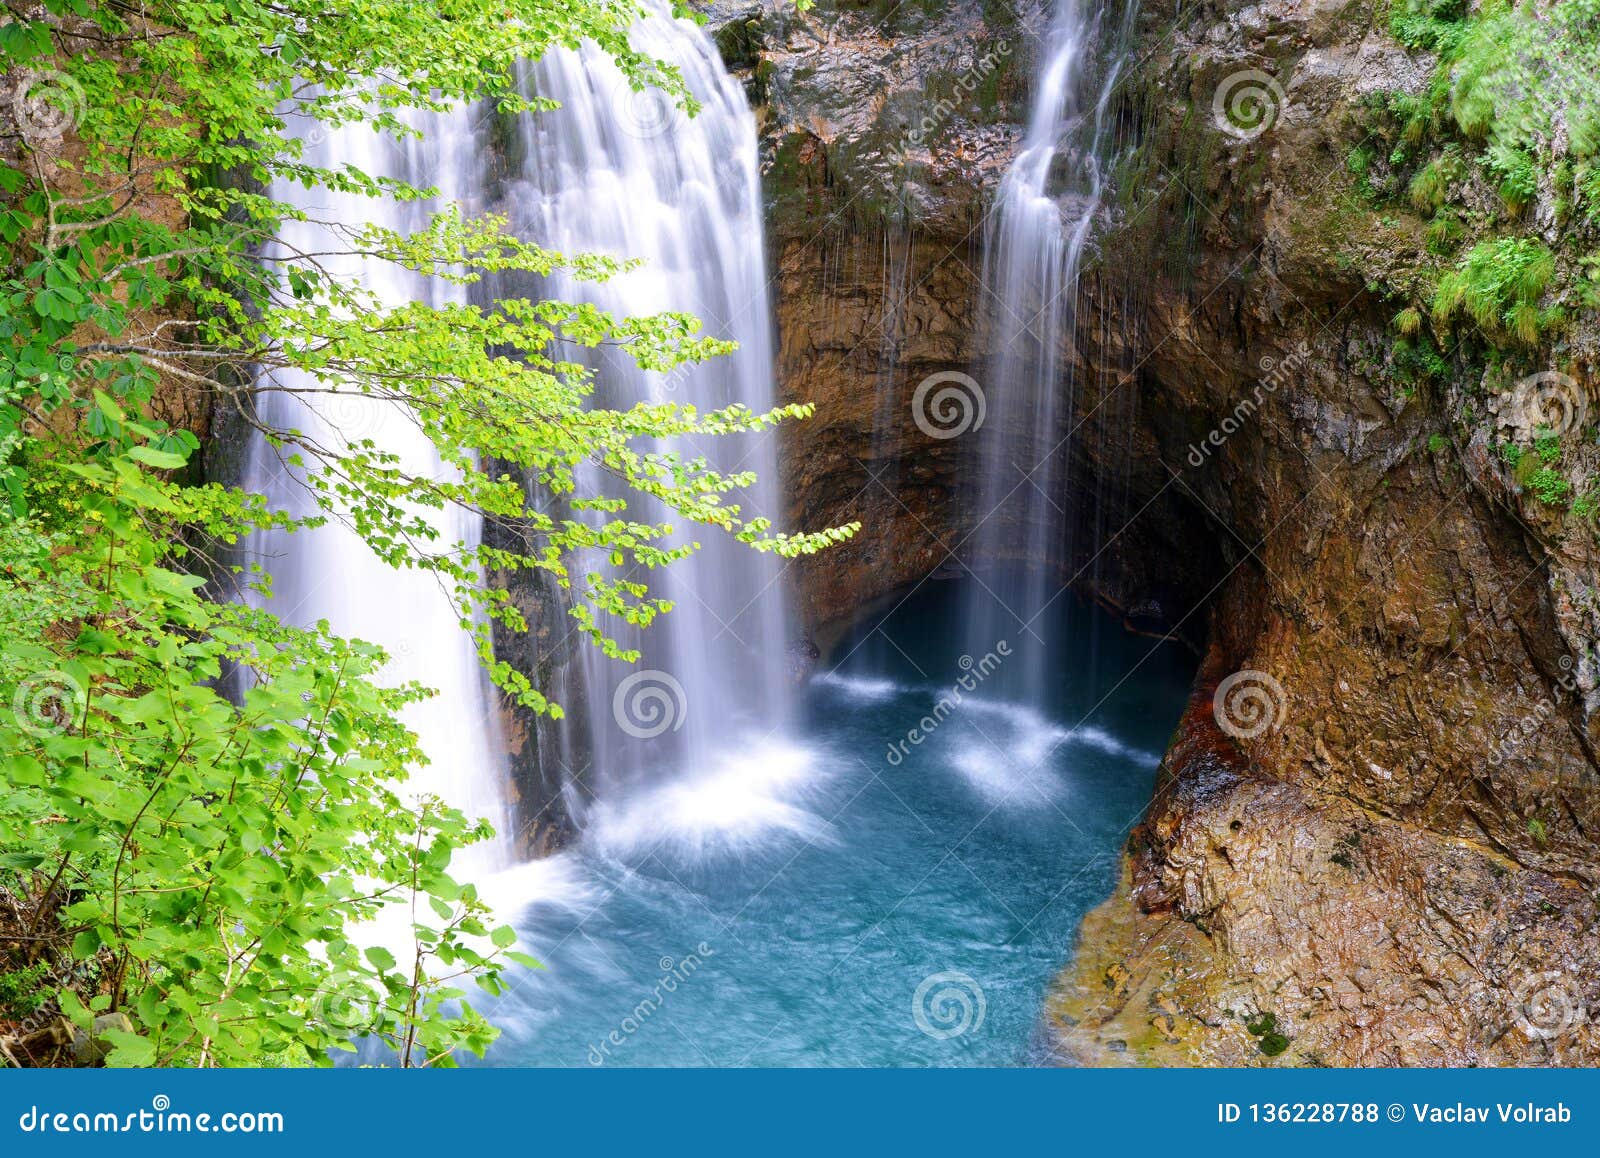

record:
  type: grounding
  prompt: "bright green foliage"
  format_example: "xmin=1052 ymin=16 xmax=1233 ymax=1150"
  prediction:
xmin=1 ymin=434 xmax=529 ymax=1066
xmin=1 ymin=1 xmax=853 ymax=710
xmin=1 ymin=0 xmax=849 ymax=1067
xmin=1391 ymin=0 xmax=1600 ymax=187
xmin=1432 ymin=238 xmax=1557 ymax=344
xmin=1375 ymin=1 xmax=1597 ymax=346
xmin=1527 ymin=467 xmax=1573 ymax=507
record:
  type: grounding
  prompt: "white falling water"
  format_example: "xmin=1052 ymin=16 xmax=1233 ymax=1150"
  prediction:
xmin=965 ymin=0 xmax=1129 ymax=697
xmin=508 ymin=1 xmax=806 ymax=849
xmin=246 ymin=2 xmax=809 ymax=880
xmin=242 ymin=105 xmax=512 ymax=877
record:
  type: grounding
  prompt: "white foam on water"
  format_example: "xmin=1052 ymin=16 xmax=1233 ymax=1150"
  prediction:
xmin=589 ymin=739 xmax=830 ymax=861
xmin=478 ymin=850 xmax=599 ymax=922
xmin=811 ymin=671 xmax=908 ymax=703
xmin=942 ymin=699 xmax=1069 ymax=808
xmin=1062 ymin=725 xmax=1162 ymax=768
xmin=938 ymin=698 xmax=1159 ymax=807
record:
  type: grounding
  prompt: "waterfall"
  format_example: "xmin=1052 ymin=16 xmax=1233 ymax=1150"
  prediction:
xmin=505 ymin=1 xmax=800 ymax=850
xmin=244 ymin=1 xmax=800 ymax=876
xmin=241 ymin=106 xmax=513 ymax=876
xmin=964 ymin=0 xmax=1130 ymax=700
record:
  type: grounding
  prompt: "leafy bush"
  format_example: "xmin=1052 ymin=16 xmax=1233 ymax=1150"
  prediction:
xmin=1527 ymin=467 xmax=1573 ymax=507
xmin=1 ymin=0 xmax=848 ymax=1067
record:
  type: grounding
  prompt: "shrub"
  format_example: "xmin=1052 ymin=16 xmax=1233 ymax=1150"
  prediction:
xmin=1432 ymin=238 xmax=1556 ymax=343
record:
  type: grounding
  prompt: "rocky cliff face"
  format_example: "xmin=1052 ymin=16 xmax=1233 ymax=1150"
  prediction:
xmin=741 ymin=0 xmax=1219 ymax=643
xmin=744 ymin=0 xmax=1600 ymax=1064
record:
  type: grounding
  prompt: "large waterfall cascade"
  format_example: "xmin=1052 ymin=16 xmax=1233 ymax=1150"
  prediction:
xmin=242 ymin=104 xmax=514 ymax=879
xmin=246 ymin=1 xmax=807 ymax=883
xmin=509 ymin=2 xmax=810 ymax=854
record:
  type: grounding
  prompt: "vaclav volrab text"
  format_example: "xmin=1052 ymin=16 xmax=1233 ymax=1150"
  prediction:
xmin=1412 ymin=1103 xmax=1571 ymax=1124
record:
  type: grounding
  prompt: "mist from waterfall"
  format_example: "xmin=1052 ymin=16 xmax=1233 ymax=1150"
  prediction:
xmin=964 ymin=0 xmax=1132 ymax=700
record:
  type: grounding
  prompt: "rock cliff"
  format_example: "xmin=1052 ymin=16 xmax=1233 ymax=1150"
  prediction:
xmin=743 ymin=0 xmax=1600 ymax=1064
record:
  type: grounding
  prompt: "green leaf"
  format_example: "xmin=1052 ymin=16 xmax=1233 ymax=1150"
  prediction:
xmin=127 ymin=445 xmax=190 ymax=470
xmin=102 ymin=1030 xmax=158 ymax=1068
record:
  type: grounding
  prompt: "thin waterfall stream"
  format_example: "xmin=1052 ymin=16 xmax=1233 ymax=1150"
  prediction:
xmin=241 ymin=0 xmax=1190 ymax=1066
xmin=965 ymin=0 xmax=1133 ymax=700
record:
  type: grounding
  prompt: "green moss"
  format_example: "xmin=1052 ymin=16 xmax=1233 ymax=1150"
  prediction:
xmin=1424 ymin=212 xmax=1464 ymax=254
xmin=0 ymin=962 xmax=51 ymax=1019
xmin=1243 ymin=1010 xmax=1291 ymax=1057
xmin=1244 ymin=1011 xmax=1277 ymax=1037
xmin=1428 ymin=433 xmax=1450 ymax=453
xmin=1389 ymin=0 xmax=1470 ymax=54
xmin=1391 ymin=334 xmax=1451 ymax=385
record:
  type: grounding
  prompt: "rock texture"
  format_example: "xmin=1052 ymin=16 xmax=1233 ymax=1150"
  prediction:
xmin=738 ymin=0 xmax=1218 ymax=642
xmin=745 ymin=0 xmax=1600 ymax=1064
xmin=1039 ymin=0 xmax=1600 ymax=1064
